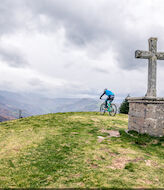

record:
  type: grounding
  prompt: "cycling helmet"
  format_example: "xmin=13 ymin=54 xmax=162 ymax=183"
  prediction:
xmin=104 ymin=88 xmax=107 ymax=91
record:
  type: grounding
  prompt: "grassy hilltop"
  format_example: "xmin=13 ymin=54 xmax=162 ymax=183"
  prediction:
xmin=0 ymin=112 xmax=164 ymax=188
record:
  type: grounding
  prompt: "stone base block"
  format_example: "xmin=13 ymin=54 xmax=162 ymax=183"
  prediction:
xmin=128 ymin=97 xmax=164 ymax=137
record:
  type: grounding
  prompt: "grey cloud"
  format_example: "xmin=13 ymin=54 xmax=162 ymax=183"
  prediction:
xmin=93 ymin=67 xmax=109 ymax=74
xmin=25 ymin=0 xmax=116 ymax=44
xmin=25 ymin=0 xmax=162 ymax=70
xmin=28 ymin=78 xmax=44 ymax=86
xmin=45 ymin=83 xmax=100 ymax=98
xmin=0 ymin=0 xmax=28 ymax=35
xmin=0 ymin=47 xmax=28 ymax=68
xmin=1 ymin=0 xmax=164 ymax=71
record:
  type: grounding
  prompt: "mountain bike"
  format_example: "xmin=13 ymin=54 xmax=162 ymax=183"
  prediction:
xmin=100 ymin=99 xmax=117 ymax=116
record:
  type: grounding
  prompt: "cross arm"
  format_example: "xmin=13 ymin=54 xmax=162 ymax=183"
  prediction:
xmin=135 ymin=50 xmax=152 ymax=59
xmin=156 ymin=52 xmax=164 ymax=60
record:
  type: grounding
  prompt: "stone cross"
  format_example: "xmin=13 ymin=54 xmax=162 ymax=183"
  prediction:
xmin=135 ymin=37 xmax=164 ymax=97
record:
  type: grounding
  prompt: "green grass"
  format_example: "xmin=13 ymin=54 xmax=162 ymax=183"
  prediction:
xmin=0 ymin=112 xmax=164 ymax=188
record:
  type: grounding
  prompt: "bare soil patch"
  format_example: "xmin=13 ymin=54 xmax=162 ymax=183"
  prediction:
xmin=100 ymin=129 xmax=120 ymax=137
xmin=108 ymin=157 xmax=130 ymax=169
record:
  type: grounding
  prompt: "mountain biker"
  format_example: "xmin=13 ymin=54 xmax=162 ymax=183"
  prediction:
xmin=100 ymin=88 xmax=115 ymax=108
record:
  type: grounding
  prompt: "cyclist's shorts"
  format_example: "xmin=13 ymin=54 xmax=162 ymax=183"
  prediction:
xmin=109 ymin=95 xmax=114 ymax=99
xmin=108 ymin=95 xmax=114 ymax=102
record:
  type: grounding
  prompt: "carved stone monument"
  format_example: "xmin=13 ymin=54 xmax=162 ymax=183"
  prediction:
xmin=128 ymin=37 xmax=164 ymax=137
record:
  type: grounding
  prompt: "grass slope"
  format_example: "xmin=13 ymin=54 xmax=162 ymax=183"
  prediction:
xmin=0 ymin=112 xmax=164 ymax=188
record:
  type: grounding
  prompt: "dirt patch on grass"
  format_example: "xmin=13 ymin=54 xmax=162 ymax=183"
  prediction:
xmin=151 ymin=139 xmax=159 ymax=145
xmin=100 ymin=129 xmax=120 ymax=137
xmin=97 ymin=136 xmax=105 ymax=143
xmin=131 ymin=157 xmax=145 ymax=162
xmin=86 ymin=159 xmax=99 ymax=169
xmin=117 ymin=147 xmax=138 ymax=155
xmin=108 ymin=155 xmax=146 ymax=170
xmin=145 ymin=160 xmax=158 ymax=167
xmin=90 ymin=163 xmax=99 ymax=169
xmin=137 ymin=178 xmax=153 ymax=186
xmin=108 ymin=157 xmax=130 ymax=169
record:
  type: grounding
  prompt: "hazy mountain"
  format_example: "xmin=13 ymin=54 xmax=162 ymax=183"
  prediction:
xmin=0 ymin=90 xmax=120 ymax=121
xmin=0 ymin=90 xmax=101 ymax=120
xmin=0 ymin=115 xmax=8 ymax=122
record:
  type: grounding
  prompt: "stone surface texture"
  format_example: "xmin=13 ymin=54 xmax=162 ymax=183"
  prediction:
xmin=128 ymin=97 xmax=164 ymax=137
xmin=135 ymin=37 xmax=164 ymax=97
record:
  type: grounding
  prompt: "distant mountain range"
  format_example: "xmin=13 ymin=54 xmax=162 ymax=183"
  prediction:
xmin=0 ymin=91 xmax=103 ymax=120
xmin=0 ymin=90 xmax=120 ymax=121
xmin=0 ymin=115 xmax=8 ymax=122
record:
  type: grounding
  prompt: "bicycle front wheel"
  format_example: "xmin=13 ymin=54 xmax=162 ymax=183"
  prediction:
xmin=109 ymin=104 xmax=117 ymax=116
xmin=100 ymin=103 xmax=106 ymax=115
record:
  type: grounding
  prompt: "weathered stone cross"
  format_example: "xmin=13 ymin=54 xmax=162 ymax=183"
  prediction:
xmin=135 ymin=37 xmax=164 ymax=97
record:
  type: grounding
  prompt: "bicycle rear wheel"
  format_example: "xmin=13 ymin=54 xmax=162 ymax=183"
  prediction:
xmin=109 ymin=104 xmax=117 ymax=116
xmin=100 ymin=103 xmax=106 ymax=115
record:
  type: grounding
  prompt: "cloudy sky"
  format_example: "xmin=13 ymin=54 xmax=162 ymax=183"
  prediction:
xmin=0 ymin=0 xmax=164 ymax=101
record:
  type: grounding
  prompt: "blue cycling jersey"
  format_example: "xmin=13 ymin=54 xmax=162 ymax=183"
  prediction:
xmin=105 ymin=90 xmax=114 ymax=96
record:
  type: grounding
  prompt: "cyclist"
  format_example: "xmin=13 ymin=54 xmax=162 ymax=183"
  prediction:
xmin=100 ymin=88 xmax=115 ymax=108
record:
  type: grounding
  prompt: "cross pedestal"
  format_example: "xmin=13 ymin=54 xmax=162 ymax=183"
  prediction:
xmin=128 ymin=38 xmax=164 ymax=137
xmin=128 ymin=97 xmax=164 ymax=137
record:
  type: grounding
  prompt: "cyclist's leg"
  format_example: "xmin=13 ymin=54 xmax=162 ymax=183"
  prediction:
xmin=105 ymin=96 xmax=110 ymax=108
xmin=109 ymin=95 xmax=114 ymax=103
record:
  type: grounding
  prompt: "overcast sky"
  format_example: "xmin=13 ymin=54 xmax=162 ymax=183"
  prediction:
xmin=0 ymin=0 xmax=164 ymax=101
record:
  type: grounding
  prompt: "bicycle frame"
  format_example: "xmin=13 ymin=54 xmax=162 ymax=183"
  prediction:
xmin=107 ymin=102 xmax=112 ymax=112
xmin=100 ymin=99 xmax=113 ymax=112
xmin=100 ymin=99 xmax=117 ymax=116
